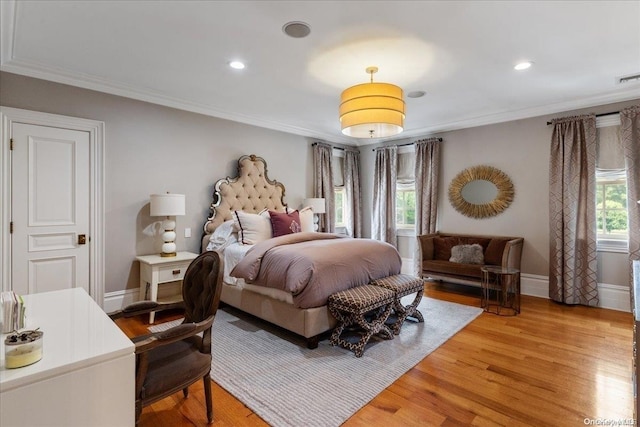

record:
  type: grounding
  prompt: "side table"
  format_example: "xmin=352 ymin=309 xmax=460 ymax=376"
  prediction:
xmin=136 ymin=251 xmax=199 ymax=323
xmin=481 ymin=266 xmax=521 ymax=315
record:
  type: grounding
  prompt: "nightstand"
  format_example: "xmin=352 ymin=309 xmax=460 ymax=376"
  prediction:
xmin=136 ymin=251 xmax=199 ymax=323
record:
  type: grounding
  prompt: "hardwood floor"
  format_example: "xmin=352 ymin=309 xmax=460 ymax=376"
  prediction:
xmin=115 ymin=282 xmax=634 ymax=426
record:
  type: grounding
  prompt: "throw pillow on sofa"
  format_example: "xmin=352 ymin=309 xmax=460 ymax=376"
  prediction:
xmin=449 ymin=244 xmax=484 ymax=264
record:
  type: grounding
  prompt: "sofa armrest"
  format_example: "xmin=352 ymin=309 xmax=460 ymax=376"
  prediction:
xmin=502 ymin=238 xmax=524 ymax=270
xmin=416 ymin=233 xmax=438 ymax=262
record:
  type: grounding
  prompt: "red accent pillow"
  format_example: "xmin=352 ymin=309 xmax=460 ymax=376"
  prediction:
xmin=269 ymin=210 xmax=302 ymax=237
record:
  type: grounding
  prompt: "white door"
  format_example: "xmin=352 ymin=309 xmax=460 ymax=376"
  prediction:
xmin=11 ymin=123 xmax=91 ymax=295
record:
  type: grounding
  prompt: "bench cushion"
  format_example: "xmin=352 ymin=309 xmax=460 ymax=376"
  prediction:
xmin=423 ymin=259 xmax=484 ymax=279
xmin=370 ymin=274 xmax=424 ymax=296
xmin=328 ymin=285 xmax=394 ymax=314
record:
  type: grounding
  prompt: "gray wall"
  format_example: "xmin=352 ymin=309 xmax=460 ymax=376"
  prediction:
xmin=361 ymin=98 xmax=639 ymax=289
xmin=2 ymin=70 xmax=636 ymax=294
xmin=1 ymin=72 xmax=316 ymax=294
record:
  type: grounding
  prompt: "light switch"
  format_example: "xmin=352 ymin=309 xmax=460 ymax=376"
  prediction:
xmin=184 ymin=228 xmax=192 ymax=238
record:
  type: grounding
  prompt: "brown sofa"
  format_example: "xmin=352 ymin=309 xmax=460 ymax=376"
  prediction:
xmin=416 ymin=232 xmax=524 ymax=287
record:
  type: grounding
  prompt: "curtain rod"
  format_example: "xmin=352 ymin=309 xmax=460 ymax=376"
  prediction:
xmin=372 ymin=138 xmax=443 ymax=151
xmin=310 ymin=142 xmax=349 ymax=151
xmin=546 ymin=111 xmax=619 ymax=126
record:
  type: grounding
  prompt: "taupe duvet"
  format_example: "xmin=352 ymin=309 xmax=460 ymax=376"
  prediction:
xmin=230 ymin=232 xmax=402 ymax=308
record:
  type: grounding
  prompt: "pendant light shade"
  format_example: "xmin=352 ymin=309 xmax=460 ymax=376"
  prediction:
xmin=339 ymin=67 xmax=405 ymax=138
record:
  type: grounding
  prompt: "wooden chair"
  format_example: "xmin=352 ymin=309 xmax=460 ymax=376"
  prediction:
xmin=110 ymin=251 xmax=224 ymax=425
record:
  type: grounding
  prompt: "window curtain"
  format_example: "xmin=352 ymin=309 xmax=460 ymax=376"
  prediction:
xmin=414 ymin=138 xmax=441 ymax=276
xmin=414 ymin=138 xmax=441 ymax=236
xmin=549 ymin=114 xmax=599 ymax=306
xmin=372 ymin=146 xmax=397 ymax=245
xmin=621 ymin=106 xmax=640 ymax=282
xmin=312 ymin=142 xmax=335 ymax=233
xmin=344 ymin=150 xmax=362 ymax=238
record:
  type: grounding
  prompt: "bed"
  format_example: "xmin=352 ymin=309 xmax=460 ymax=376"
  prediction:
xmin=201 ymin=154 xmax=401 ymax=348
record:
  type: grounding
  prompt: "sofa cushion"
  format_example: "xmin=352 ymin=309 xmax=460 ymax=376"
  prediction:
xmin=433 ymin=237 xmax=461 ymax=260
xmin=485 ymin=239 xmax=509 ymax=265
xmin=422 ymin=260 xmax=483 ymax=279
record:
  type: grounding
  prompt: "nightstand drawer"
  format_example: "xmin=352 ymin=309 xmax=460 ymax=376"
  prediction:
xmin=157 ymin=264 xmax=187 ymax=283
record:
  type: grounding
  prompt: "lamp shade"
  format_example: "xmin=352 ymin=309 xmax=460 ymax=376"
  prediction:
xmin=303 ymin=198 xmax=326 ymax=214
xmin=339 ymin=81 xmax=405 ymax=138
xmin=150 ymin=193 xmax=185 ymax=216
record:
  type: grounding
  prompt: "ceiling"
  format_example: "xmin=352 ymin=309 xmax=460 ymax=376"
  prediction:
xmin=2 ymin=1 xmax=639 ymax=146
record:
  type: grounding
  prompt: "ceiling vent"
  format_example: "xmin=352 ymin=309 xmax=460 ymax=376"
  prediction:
xmin=617 ymin=73 xmax=640 ymax=84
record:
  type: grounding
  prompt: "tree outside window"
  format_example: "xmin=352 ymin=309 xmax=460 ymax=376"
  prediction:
xmin=596 ymin=178 xmax=628 ymax=240
xmin=396 ymin=188 xmax=416 ymax=228
xmin=334 ymin=188 xmax=345 ymax=227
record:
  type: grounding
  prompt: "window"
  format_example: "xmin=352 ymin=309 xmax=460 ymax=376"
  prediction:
xmin=596 ymin=176 xmax=628 ymax=244
xmin=595 ymin=116 xmax=628 ymax=252
xmin=334 ymin=187 xmax=345 ymax=227
xmin=396 ymin=187 xmax=416 ymax=228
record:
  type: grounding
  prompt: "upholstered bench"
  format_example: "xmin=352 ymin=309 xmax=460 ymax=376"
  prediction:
xmin=328 ymin=285 xmax=395 ymax=357
xmin=370 ymin=274 xmax=425 ymax=334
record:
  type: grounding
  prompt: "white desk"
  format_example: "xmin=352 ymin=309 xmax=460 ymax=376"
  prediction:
xmin=0 ymin=288 xmax=135 ymax=427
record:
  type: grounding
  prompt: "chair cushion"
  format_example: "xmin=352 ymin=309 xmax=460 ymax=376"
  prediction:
xmin=142 ymin=337 xmax=211 ymax=400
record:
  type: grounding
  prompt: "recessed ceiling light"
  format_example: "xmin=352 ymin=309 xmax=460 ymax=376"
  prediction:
xmin=282 ymin=21 xmax=311 ymax=38
xmin=514 ymin=61 xmax=533 ymax=71
xmin=407 ymin=91 xmax=426 ymax=98
xmin=229 ymin=61 xmax=245 ymax=70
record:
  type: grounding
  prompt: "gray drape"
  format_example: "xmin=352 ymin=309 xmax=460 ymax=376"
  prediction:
xmin=344 ymin=150 xmax=362 ymax=238
xmin=372 ymin=146 xmax=397 ymax=245
xmin=621 ymin=106 xmax=640 ymax=285
xmin=414 ymin=138 xmax=441 ymax=236
xmin=312 ymin=142 xmax=335 ymax=233
xmin=549 ymin=114 xmax=599 ymax=306
xmin=414 ymin=138 xmax=441 ymax=276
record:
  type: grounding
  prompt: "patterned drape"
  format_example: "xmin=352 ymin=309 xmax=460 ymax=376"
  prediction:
xmin=372 ymin=146 xmax=397 ymax=245
xmin=344 ymin=150 xmax=362 ymax=238
xmin=621 ymin=106 xmax=640 ymax=285
xmin=414 ymin=138 xmax=440 ymax=276
xmin=312 ymin=142 xmax=335 ymax=233
xmin=549 ymin=114 xmax=599 ymax=306
xmin=414 ymin=138 xmax=441 ymax=235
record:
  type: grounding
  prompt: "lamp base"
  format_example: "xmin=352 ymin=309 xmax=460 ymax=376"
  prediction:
xmin=160 ymin=252 xmax=177 ymax=257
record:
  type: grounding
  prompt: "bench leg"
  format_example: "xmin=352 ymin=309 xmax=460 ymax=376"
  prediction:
xmin=391 ymin=289 xmax=425 ymax=335
xmin=329 ymin=303 xmax=394 ymax=357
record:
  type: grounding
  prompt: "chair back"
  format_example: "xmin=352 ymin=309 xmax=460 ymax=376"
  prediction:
xmin=181 ymin=251 xmax=224 ymax=324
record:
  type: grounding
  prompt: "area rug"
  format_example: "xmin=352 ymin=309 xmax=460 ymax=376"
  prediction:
xmin=150 ymin=297 xmax=482 ymax=427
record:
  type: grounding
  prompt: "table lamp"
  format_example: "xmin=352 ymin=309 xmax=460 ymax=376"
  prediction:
xmin=303 ymin=198 xmax=326 ymax=231
xmin=150 ymin=193 xmax=185 ymax=257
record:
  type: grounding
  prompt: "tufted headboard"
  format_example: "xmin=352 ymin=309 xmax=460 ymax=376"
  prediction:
xmin=203 ymin=154 xmax=287 ymax=235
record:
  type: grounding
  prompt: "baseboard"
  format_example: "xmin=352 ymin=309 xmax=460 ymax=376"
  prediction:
xmin=103 ymin=271 xmax=632 ymax=314
xmin=103 ymin=282 xmax=182 ymax=313
xmin=521 ymin=273 xmax=630 ymax=312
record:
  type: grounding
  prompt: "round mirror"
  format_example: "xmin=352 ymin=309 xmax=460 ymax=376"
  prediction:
xmin=448 ymin=165 xmax=514 ymax=219
xmin=460 ymin=180 xmax=498 ymax=204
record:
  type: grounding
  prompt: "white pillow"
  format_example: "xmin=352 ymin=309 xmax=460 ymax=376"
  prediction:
xmin=299 ymin=207 xmax=314 ymax=233
xmin=233 ymin=210 xmax=272 ymax=245
xmin=206 ymin=219 xmax=237 ymax=251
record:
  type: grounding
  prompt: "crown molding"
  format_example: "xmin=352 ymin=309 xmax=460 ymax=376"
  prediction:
xmin=0 ymin=58 xmax=355 ymax=145
xmin=356 ymin=87 xmax=640 ymax=146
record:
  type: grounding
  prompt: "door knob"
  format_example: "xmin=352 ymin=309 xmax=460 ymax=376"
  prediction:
xmin=78 ymin=234 xmax=87 ymax=245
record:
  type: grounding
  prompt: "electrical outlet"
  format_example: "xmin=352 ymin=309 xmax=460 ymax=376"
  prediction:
xmin=184 ymin=228 xmax=191 ymax=238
